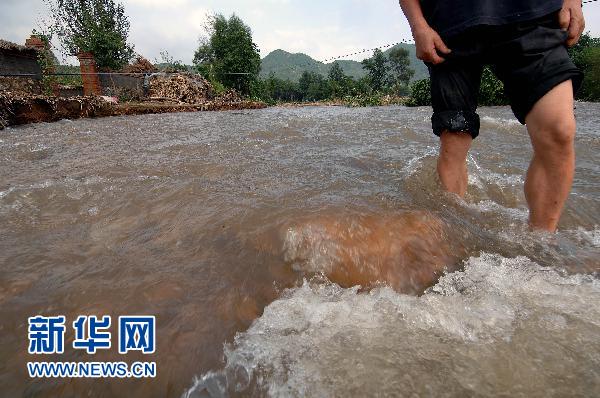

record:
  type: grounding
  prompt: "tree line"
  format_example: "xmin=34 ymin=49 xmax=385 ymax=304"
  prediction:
xmin=191 ymin=14 xmax=415 ymax=103
xmin=249 ymin=48 xmax=413 ymax=104
xmin=41 ymin=0 xmax=600 ymax=104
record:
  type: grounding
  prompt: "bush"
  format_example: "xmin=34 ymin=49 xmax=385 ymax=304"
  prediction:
xmin=406 ymin=67 xmax=507 ymax=107
xmin=249 ymin=79 xmax=275 ymax=104
xmin=478 ymin=66 xmax=508 ymax=106
xmin=342 ymin=93 xmax=383 ymax=107
xmin=578 ymin=47 xmax=600 ymax=101
xmin=406 ymin=78 xmax=431 ymax=106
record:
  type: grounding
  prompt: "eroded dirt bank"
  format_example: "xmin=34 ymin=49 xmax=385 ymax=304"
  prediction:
xmin=0 ymin=93 xmax=267 ymax=129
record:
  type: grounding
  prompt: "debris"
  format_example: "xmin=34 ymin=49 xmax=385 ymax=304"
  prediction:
xmin=147 ymin=73 xmax=215 ymax=104
xmin=100 ymin=96 xmax=119 ymax=104
xmin=120 ymin=56 xmax=158 ymax=74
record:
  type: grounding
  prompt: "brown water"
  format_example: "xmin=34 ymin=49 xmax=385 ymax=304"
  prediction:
xmin=0 ymin=104 xmax=599 ymax=397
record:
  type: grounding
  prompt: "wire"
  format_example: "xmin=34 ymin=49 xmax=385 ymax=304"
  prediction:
xmin=9 ymin=0 xmax=596 ymax=78
xmin=0 ymin=72 xmax=183 ymax=77
xmin=321 ymin=38 xmax=414 ymax=63
xmin=320 ymin=0 xmax=598 ymax=63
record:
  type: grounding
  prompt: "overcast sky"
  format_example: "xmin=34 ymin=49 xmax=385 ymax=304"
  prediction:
xmin=1 ymin=0 xmax=600 ymax=65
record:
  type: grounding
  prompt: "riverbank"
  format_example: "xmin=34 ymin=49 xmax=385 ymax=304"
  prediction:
xmin=0 ymin=92 xmax=411 ymax=130
xmin=275 ymin=94 xmax=409 ymax=108
xmin=0 ymin=92 xmax=267 ymax=129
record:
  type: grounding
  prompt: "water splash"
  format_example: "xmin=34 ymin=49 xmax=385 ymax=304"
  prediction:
xmin=186 ymin=253 xmax=600 ymax=397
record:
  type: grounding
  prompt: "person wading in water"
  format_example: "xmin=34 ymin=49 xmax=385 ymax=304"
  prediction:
xmin=399 ymin=0 xmax=585 ymax=232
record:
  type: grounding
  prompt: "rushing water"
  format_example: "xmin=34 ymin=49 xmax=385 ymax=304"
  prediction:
xmin=0 ymin=104 xmax=599 ymax=397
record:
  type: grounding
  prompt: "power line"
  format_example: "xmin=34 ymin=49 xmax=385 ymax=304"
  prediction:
xmin=0 ymin=71 xmax=188 ymax=78
xmin=320 ymin=0 xmax=598 ymax=63
xmin=11 ymin=1 xmax=597 ymax=79
xmin=322 ymin=38 xmax=414 ymax=63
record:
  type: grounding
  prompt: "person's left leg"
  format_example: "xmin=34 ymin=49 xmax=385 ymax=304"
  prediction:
xmin=524 ymin=80 xmax=576 ymax=232
xmin=489 ymin=12 xmax=583 ymax=232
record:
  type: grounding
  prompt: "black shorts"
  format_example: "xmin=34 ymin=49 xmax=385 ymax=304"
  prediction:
xmin=427 ymin=12 xmax=583 ymax=139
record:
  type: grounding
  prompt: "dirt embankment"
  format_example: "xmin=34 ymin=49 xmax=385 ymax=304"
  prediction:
xmin=0 ymin=94 xmax=266 ymax=129
xmin=0 ymin=94 xmax=113 ymax=129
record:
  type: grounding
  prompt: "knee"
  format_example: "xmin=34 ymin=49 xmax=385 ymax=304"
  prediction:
xmin=532 ymin=116 xmax=576 ymax=154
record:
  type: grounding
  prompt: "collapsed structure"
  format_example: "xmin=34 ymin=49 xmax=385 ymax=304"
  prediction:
xmin=0 ymin=39 xmax=266 ymax=129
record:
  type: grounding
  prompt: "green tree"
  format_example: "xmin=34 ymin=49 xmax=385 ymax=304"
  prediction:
xmin=567 ymin=32 xmax=600 ymax=101
xmin=44 ymin=0 xmax=134 ymax=70
xmin=406 ymin=78 xmax=431 ymax=106
xmin=388 ymin=47 xmax=414 ymax=92
xmin=362 ymin=48 xmax=391 ymax=92
xmin=578 ymin=46 xmax=600 ymax=101
xmin=257 ymin=73 xmax=302 ymax=102
xmin=478 ymin=66 xmax=508 ymax=106
xmin=194 ymin=14 xmax=261 ymax=95
xmin=30 ymin=30 xmax=59 ymax=95
xmin=568 ymin=32 xmax=600 ymax=70
xmin=328 ymin=62 xmax=345 ymax=83
xmin=299 ymin=71 xmax=330 ymax=101
xmin=327 ymin=62 xmax=351 ymax=98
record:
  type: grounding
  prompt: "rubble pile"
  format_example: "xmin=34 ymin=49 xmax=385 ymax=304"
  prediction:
xmin=0 ymin=71 xmax=267 ymax=128
xmin=216 ymin=89 xmax=242 ymax=103
xmin=121 ymin=57 xmax=158 ymax=74
xmin=0 ymin=77 xmax=43 ymax=96
xmin=147 ymin=73 xmax=215 ymax=104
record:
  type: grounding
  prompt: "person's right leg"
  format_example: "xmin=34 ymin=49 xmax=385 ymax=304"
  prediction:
xmin=428 ymin=55 xmax=482 ymax=198
xmin=437 ymin=130 xmax=473 ymax=197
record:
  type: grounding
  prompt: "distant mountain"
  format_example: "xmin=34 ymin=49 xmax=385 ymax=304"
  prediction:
xmin=260 ymin=49 xmax=340 ymax=81
xmin=260 ymin=44 xmax=428 ymax=83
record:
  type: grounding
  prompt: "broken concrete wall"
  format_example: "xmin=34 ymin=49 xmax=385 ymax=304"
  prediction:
xmin=0 ymin=39 xmax=43 ymax=94
xmin=99 ymin=74 xmax=144 ymax=100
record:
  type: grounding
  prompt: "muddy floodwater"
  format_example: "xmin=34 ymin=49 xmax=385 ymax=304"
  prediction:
xmin=1 ymin=104 xmax=599 ymax=397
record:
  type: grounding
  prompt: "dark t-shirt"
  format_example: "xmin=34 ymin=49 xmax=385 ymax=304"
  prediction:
xmin=421 ymin=0 xmax=564 ymax=38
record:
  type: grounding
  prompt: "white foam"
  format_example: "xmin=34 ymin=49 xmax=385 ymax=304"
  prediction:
xmin=481 ymin=115 xmax=522 ymax=127
xmin=400 ymin=146 xmax=437 ymax=177
xmin=467 ymin=155 xmax=523 ymax=188
xmin=466 ymin=199 xmax=529 ymax=221
xmin=185 ymin=253 xmax=600 ymax=397
xmin=567 ymin=226 xmax=600 ymax=248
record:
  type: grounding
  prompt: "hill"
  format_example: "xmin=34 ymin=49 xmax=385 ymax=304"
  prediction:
xmin=260 ymin=44 xmax=428 ymax=83
xmin=382 ymin=43 xmax=428 ymax=81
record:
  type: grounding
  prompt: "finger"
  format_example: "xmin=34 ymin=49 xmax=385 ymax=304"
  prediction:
xmin=416 ymin=48 xmax=429 ymax=61
xmin=566 ymin=18 xmax=583 ymax=46
xmin=420 ymin=50 xmax=437 ymax=64
xmin=434 ymin=37 xmax=451 ymax=54
xmin=429 ymin=51 xmax=445 ymax=65
xmin=417 ymin=48 xmax=432 ymax=62
xmin=558 ymin=8 xmax=570 ymax=31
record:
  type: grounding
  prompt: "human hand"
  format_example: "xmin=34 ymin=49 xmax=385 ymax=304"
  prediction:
xmin=412 ymin=24 xmax=451 ymax=64
xmin=559 ymin=0 xmax=585 ymax=47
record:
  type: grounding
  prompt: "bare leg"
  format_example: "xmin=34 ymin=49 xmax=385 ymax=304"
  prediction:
xmin=524 ymin=80 xmax=576 ymax=232
xmin=437 ymin=130 xmax=473 ymax=197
